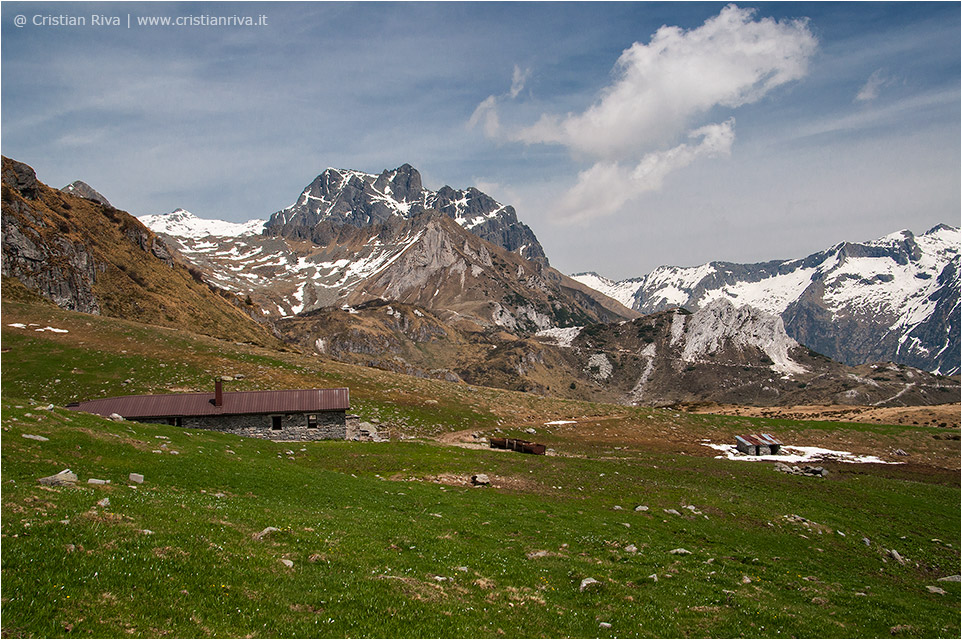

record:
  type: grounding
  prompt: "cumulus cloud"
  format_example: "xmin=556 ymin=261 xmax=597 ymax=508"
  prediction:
xmin=556 ymin=119 xmax=736 ymax=224
xmin=472 ymin=4 xmax=817 ymax=223
xmin=516 ymin=4 xmax=815 ymax=160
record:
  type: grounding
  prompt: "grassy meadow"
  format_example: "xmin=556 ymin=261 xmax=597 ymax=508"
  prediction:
xmin=1 ymin=297 xmax=959 ymax=638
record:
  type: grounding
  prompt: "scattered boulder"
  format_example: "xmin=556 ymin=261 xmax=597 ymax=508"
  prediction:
xmin=579 ymin=577 xmax=601 ymax=592
xmin=894 ymin=449 xmax=908 ymax=456
xmin=669 ymin=548 xmax=691 ymax=556
xmin=38 ymin=469 xmax=77 ymax=486
xmin=625 ymin=544 xmax=638 ymax=554
xmin=634 ymin=505 xmax=649 ymax=512
xmin=925 ymin=585 xmax=946 ymax=595
xmin=471 ymin=474 xmax=490 ymax=486
xmin=22 ymin=434 xmax=49 ymax=442
xmin=663 ymin=509 xmax=681 ymax=516
xmin=88 ymin=478 xmax=110 ymax=485
xmin=775 ymin=462 xmax=827 ymax=477
xmin=108 ymin=413 xmax=124 ymax=422
xmin=862 ymin=537 xmax=871 ymax=547
xmin=279 ymin=558 xmax=294 ymax=568
xmin=96 ymin=498 xmax=110 ymax=508
xmin=129 ymin=473 xmax=144 ymax=484
xmin=887 ymin=549 xmax=906 ymax=565
xmin=599 ymin=622 xmax=612 ymax=629
xmin=937 ymin=575 xmax=961 ymax=582
xmin=525 ymin=428 xmax=537 ymax=435
xmin=253 ymin=526 xmax=280 ymax=541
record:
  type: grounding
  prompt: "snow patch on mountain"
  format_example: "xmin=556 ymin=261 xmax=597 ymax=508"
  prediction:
xmin=570 ymin=272 xmax=642 ymax=308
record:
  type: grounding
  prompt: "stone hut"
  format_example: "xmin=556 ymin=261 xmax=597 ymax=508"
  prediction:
xmin=67 ymin=381 xmax=350 ymax=441
xmin=735 ymin=433 xmax=783 ymax=456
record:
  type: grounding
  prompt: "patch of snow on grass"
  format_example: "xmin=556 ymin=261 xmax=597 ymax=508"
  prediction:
xmin=701 ymin=442 xmax=899 ymax=465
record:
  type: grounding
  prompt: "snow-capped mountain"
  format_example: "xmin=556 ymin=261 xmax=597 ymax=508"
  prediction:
xmin=573 ymin=225 xmax=960 ymax=375
xmin=139 ymin=209 xmax=266 ymax=239
xmin=264 ymin=164 xmax=547 ymax=264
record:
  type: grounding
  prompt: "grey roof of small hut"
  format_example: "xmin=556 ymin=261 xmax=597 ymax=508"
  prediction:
xmin=66 ymin=388 xmax=349 ymax=419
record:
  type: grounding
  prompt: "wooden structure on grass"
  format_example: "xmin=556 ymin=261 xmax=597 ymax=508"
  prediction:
xmin=489 ymin=437 xmax=546 ymax=455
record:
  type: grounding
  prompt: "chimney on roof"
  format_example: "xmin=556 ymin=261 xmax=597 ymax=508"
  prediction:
xmin=215 ymin=379 xmax=223 ymax=407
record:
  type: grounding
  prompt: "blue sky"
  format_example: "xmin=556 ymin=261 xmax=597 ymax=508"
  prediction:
xmin=2 ymin=1 xmax=959 ymax=278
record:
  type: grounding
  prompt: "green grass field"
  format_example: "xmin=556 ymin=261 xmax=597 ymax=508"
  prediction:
xmin=2 ymin=299 xmax=959 ymax=638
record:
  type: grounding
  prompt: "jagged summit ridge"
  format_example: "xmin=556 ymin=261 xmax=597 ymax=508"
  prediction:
xmin=264 ymin=164 xmax=547 ymax=264
xmin=573 ymin=225 xmax=960 ymax=375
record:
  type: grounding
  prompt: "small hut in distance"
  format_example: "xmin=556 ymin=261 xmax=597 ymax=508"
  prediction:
xmin=735 ymin=433 xmax=783 ymax=456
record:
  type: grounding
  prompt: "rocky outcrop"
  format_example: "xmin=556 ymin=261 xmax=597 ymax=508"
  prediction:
xmin=61 ymin=181 xmax=111 ymax=206
xmin=2 ymin=159 xmax=102 ymax=313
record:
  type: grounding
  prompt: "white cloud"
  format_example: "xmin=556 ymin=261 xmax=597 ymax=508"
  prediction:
xmin=555 ymin=119 xmax=736 ymax=224
xmin=468 ymin=64 xmax=531 ymax=137
xmin=468 ymin=95 xmax=502 ymax=138
xmin=481 ymin=4 xmax=816 ymax=224
xmin=509 ymin=64 xmax=531 ymax=99
xmin=515 ymin=4 xmax=816 ymax=160
xmin=855 ymin=68 xmax=892 ymax=102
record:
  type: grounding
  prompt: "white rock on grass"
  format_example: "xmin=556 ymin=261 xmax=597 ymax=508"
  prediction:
xmin=669 ymin=548 xmax=691 ymax=555
xmin=129 ymin=473 xmax=144 ymax=484
xmin=22 ymin=434 xmax=49 ymax=442
xmin=579 ymin=577 xmax=601 ymax=592
xmin=38 ymin=469 xmax=77 ymax=486
xmin=253 ymin=526 xmax=280 ymax=541
xmin=279 ymin=559 xmax=294 ymax=568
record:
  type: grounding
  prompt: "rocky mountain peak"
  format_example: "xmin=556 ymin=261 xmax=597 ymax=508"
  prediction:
xmin=61 ymin=180 xmax=111 ymax=207
xmin=265 ymin=164 xmax=547 ymax=264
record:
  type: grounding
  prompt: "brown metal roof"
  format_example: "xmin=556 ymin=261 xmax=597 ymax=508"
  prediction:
xmin=67 ymin=388 xmax=349 ymax=419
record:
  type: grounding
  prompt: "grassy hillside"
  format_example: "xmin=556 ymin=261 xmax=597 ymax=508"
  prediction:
xmin=2 ymin=297 xmax=960 ymax=638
